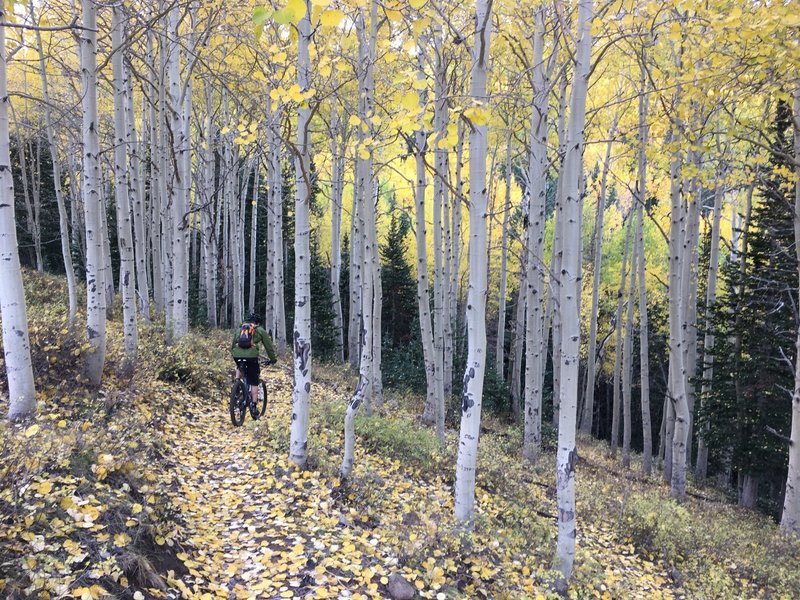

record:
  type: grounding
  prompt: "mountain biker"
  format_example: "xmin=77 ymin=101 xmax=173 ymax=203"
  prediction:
xmin=231 ymin=313 xmax=277 ymax=410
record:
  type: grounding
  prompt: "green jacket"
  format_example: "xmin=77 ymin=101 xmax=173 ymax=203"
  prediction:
xmin=231 ymin=324 xmax=278 ymax=362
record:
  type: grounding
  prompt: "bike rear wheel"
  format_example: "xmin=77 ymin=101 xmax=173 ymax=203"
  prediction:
xmin=250 ymin=381 xmax=267 ymax=419
xmin=229 ymin=379 xmax=246 ymax=426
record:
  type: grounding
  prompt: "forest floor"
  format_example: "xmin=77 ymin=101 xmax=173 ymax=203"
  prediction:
xmin=1 ymin=271 xmax=800 ymax=599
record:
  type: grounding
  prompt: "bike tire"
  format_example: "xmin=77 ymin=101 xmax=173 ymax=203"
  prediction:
xmin=250 ymin=381 xmax=267 ymax=419
xmin=229 ymin=379 xmax=246 ymax=427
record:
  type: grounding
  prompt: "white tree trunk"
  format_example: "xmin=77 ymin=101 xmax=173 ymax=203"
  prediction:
xmin=448 ymin=128 xmax=465 ymax=397
xmin=342 ymin=109 xmax=378 ymax=476
xmin=414 ymin=43 xmax=438 ymax=428
xmin=495 ymin=133 xmax=513 ymax=377
xmin=248 ymin=155 xmax=260 ymax=315
xmin=552 ymin=0 xmax=592 ymax=581
xmin=79 ymin=0 xmax=107 ymax=387
xmin=0 ymin=14 xmax=37 ymax=420
xmin=167 ymin=2 xmax=189 ymax=341
xmin=781 ymin=85 xmax=800 ymax=534
xmin=289 ymin=0 xmax=313 ymax=469
xmin=622 ymin=222 xmax=637 ymax=469
xmin=202 ymin=87 xmax=218 ymax=327
xmin=28 ymin=0 xmax=78 ymax=329
xmin=432 ymin=28 xmax=447 ymax=441
xmin=522 ymin=7 xmax=549 ymax=462
xmin=454 ymin=0 xmax=492 ymax=524
xmin=509 ymin=270 xmax=526 ymax=421
xmin=668 ymin=139 xmax=690 ymax=501
xmin=611 ymin=216 xmax=633 ymax=456
xmin=330 ymin=111 xmax=345 ymax=362
xmin=348 ymin=155 xmax=363 ymax=369
xmin=549 ymin=74 xmax=569 ymax=427
xmin=112 ymin=6 xmax=138 ymax=359
xmin=100 ymin=172 xmax=114 ymax=316
xmin=580 ymin=128 xmax=614 ymax=435
xmin=636 ymin=73 xmax=653 ymax=474
xmin=125 ymin=69 xmax=150 ymax=324
xmin=148 ymin=30 xmax=164 ymax=317
xmin=696 ymin=153 xmax=725 ymax=480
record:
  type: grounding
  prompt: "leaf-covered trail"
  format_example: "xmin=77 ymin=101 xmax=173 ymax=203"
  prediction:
xmin=158 ymin=360 xmax=686 ymax=599
xmin=163 ymin=371 xmax=405 ymax=599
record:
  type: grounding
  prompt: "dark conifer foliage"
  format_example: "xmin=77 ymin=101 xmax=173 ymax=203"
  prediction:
xmin=698 ymin=102 xmax=796 ymax=513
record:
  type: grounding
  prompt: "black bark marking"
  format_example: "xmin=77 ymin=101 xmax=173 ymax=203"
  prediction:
xmin=304 ymin=381 xmax=311 ymax=393
xmin=567 ymin=447 xmax=577 ymax=475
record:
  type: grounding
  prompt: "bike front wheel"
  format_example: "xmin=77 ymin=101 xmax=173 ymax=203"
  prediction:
xmin=250 ymin=381 xmax=267 ymax=420
xmin=229 ymin=379 xmax=247 ymax=426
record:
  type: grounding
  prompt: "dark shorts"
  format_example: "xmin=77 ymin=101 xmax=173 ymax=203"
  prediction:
xmin=235 ymin=358 xmax=260 ymax=386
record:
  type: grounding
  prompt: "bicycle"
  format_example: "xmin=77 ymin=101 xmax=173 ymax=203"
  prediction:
xmin=229 ymin=357 xmax=272 ymax=426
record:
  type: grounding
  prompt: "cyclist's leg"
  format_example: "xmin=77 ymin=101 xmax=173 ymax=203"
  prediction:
xmin=244 ymin=358 xmax=260 ymax=405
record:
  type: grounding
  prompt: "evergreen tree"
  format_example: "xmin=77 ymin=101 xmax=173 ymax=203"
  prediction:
xmin=699 ymin=102 xmax=796 ymax=511
xmin=380 ymin=213 xmax=416 ymax=347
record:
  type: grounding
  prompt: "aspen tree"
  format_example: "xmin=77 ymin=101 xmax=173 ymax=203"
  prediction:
xmin=167 ymin=0 xmax=190 ymax=341
xmin=667 ymin=137 xmax=690 ymax=501
xmin=580 ymin=126 xmax=614 ymax=435
xmin=0 ymin=11 xmax=37 ymax=420
xmin=431 ymin=14 xmax=447 ymax=441
xmin=636 ymin=67 xmax=653 ymax=474
xmin=509 ymin=271 xmax=525 ymax=421
xmin=17 ymin=135 xmax=42 ymax=273
xmin=330 ymin=107 xmax=345 ymax=362
xmin=454 ymin=0 xmax=492 ymax=524
xmin=495 ymin=132 xmax=512 ymax=377
xmin=414 ymin=37 xmax=439 ymax=430
xmin=622 ymin=219 xmax=637 ymax=469
xmin=112 ymin=4 xmax=138 ymax=359
xmin=611 ymin=215 xmax=633 ymax=456
xmin=202 ymin=87 xmax=218 ymax=327
xmin=553 ymin=0 xmax=592 ymax=580
xmin=80 ymin=0 xmax=107 ymax=387
xmin=696 ymin=133 xmax=726 ymax=480
xmin=28 ymin=0 xmax=78 ymax=329
xmin=522 ymin=5 xmax=549 ymax=462
xmin=248 ymin=155 xmax=260 ymax=315
xmin=289 ymin=0 xmax=313 ymax=469
xmin=124 ymin=65 xmax=150 ymax=323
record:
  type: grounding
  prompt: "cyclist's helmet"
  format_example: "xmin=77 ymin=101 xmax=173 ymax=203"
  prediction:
xmin=248 ymin=312 xmax=262 ymax=325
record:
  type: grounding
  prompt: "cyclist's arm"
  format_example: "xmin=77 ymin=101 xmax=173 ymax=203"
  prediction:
xmin=230 ymin=331 xmax=238 ymax=354
xmin=259 ymin=327 xmax=278 ymax=363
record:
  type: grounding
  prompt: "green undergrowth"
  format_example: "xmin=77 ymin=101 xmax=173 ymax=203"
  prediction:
xmin=0 ymin=271 xmax=195 ymax=598
xmin=3 ymin=270 xmax=800 ymax=598
xmin=577 ymin=441 xmax=800 ymax=598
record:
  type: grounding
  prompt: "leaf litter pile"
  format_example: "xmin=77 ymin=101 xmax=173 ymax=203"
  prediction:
xmin=2 ymin=275 xmax=798 ymax=599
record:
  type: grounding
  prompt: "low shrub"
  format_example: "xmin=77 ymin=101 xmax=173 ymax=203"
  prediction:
xmin=317 ymin=400 xmax=440 ymax=471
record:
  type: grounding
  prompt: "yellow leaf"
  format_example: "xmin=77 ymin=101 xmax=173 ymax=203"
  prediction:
xmin=131 ymin=503 xmax=143 ymax=514
xmin=36 ymin=481 xmax=53 ymax=495
xmin=348 ymin=115 xmax=361 ymax=127
xmin=24 ymin=424 xmax=39 ymax=437
xmin=412 ymin=16 xmax=430 ymax=36
xmin=409 ymin=0 xmax=427 ymax=9
xmin=359 ymin=148 xmax=371 ymax=160
xmin=320 ymin=9 xmax=345 ymax=28
xmin=400 ymin=91 xmax=419 ymax=112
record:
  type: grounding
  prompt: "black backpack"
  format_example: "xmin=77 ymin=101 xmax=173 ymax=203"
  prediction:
xmin=237 ymin=323 xmax=257 ymax=349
